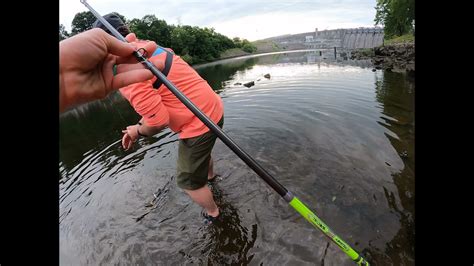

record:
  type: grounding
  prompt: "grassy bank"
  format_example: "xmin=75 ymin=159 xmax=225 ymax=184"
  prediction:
xmin=218 ymin=40 xmax=281 ymax=60
xmin=384 ymin=34 xmax=415 ymax=45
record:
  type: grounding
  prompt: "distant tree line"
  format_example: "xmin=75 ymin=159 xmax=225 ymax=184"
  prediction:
xmin=59 ymin=11 xmax=257 ymax=64
xmin=232 ymin=37 xmax=257 ymax=53
xmin=374 ymin=0 xmax=415 ymax=38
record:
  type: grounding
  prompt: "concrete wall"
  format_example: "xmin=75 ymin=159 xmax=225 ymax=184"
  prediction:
xmin=265 ymin=27 xmax=384 ymax=49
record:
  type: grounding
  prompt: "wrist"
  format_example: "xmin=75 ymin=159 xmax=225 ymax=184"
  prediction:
xmin=136 ymin=124 xmax=147 ymax=138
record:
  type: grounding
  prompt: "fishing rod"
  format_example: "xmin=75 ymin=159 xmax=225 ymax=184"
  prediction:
xmin=80 ymin=1 xmax=369 ymax=264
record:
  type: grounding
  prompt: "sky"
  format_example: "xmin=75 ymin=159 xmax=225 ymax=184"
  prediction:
xmin=60 ymin=0 xmax=378 ymax=41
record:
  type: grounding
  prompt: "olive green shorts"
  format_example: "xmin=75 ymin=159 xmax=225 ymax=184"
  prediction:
xmin=176 ymin=116 xmax=224 ymax=190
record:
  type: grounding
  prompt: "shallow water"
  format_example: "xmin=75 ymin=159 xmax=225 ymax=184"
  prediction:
xmin=60 ymin=50 xmax=414 ymax=265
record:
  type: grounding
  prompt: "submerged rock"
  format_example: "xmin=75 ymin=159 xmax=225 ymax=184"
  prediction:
xmin=399 ymin=150 xmax=409 ymax=158
xmin=264 ymin=73 xmax=271 ymax=79
xmin=243 ymin=81 xmax=255 ymax=88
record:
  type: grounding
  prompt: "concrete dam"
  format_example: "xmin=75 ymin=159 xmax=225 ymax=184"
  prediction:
xmin=265 ymin=27 xmax=384 ymax=50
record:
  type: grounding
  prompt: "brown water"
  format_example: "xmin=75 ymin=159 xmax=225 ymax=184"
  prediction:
xmin=59 ymin=50 xmax=414 ymax=265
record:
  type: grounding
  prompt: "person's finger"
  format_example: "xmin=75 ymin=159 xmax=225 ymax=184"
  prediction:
xmin=125 ymin=33 xmax=155 ymax=55
xmin=102 ymin=54 xmax=118 ymax=94
xmin=142 ymin=41 xmax=158 ymax=58
xmin=99 ymin=29 xmax=136 ymax=57
xmin=114 ymin=51 xmax=164 ymax=65
xmin=115 ymin=63 xmax=144 ymax=73
xmin=114 ymin=55 xmax=141 ymax=65
xmin=112 ymin=55 xmax=167 ymax=89
xmin=114 ymin=40 xmax=159 ymax=65
xmin=126 ymin=137 xmax=132 ymax=149
xmin=125 ymin=33 xmax=137 ymax=42
xmin=111 ymin=69 xmax=154 ymax=90
xmin=122 ymin=133 xmax=128 ymax=149
xmin=115 ymin=59 xmax=165 ymax=73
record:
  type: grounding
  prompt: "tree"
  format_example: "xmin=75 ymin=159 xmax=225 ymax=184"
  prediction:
xmin=374 ymin=0 xmax=414 ymax=38
xmin=240 ymin=39 xmax=256 ymax=53
xmin=215 ymin=33 xmax=235 ymax=50
xmin=71 ymin=11 xmax=96 ymax=35
xmin=59 ymin=24 xmax=69 ymax=41
xmin=242 ymin=43 xmax=257 ymax=53
xmin=170 ymin=25 xmax=196 ymax=56
xmin=233 ymin=37 xmax=242 ymax=48
xmin=129 ymin=15 xmax=171 ymax=47
xmin=71 ymin=11 xmax=127 ymax=36
xmin=120 ymin=14 xmax=236 ymax=64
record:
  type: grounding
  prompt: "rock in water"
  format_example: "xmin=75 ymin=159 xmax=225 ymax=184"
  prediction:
xmin=243 ymin=81 xmax=255 ymax=88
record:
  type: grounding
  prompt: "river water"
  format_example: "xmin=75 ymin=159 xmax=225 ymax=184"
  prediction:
xmin=60 ymin=50 xmax=414 ymax=265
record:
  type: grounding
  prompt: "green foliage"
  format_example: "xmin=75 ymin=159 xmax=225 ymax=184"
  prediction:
xmin=233 ymin=37 xmax=242 ymax=48
xmin=71 ymin=11 xmax=97 ymax=35
xmin=59 ymin=24 xmax=69 ymax=41
xmin=384 ymin=33 xmax=415 ymax=45
xmin=168 ymin=25 xmax=236 ymax=64
xmin=69 ymin=11 xmax=237 ymax=64
xmin=374 ymin=0 xmax=415 ymax=38
xmin=242 ymin=43 xmax=257 ymax=53
xmin=129 ymin=15 xmax=172 ymax=47
xmin=232 ymin=38 xmax=257 ymax=53
xmin=71 ymin=11 xmax=127 ymax=36
xmin=180 ymin=54 xmax=194 ymax=64
xmin=355 ymin=48 xmax=375 ymax=57
xmin=272 ymin=42 xmax=280 ymax=51
xmin=127 ymin=15 xmax=236 ymax=63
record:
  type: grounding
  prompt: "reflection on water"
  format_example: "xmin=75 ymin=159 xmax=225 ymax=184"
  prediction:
xmin=60 ymin=51 xmax=414 ymax=265
xmin=369 ymin=71 xmax=414 ymax=264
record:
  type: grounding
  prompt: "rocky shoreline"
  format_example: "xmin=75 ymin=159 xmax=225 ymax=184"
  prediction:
xmin=350 ymin=43 xmax=415 ymax=73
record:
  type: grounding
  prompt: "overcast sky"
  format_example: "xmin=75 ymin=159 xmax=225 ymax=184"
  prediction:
xmin=60 ymin=0 xmax=377 ymax=41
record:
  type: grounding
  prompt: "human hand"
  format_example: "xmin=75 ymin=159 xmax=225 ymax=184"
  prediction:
xmin=121 ymin=124 xmax=140 ymax=150
xmin=59 ymin=28 xmax=164 ymax=112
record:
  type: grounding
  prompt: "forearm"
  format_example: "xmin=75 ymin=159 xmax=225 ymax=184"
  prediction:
xmin=59 ymin=42 xmax=70 ymax=113
xmin=60 ymin=72 xmax=66 ymax=112
xmin=137 ymin=120 xmax=167 ymax=137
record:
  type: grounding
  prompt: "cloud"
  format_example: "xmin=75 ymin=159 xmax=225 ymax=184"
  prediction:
xmin=60 ymin=0 xmax=376 ymax=40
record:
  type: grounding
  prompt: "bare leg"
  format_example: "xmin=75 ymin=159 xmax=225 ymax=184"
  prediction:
xmin=208 ymin=156 xmax=214 ymax=180
xmin=184 ymin=186 xmax=219 ymax=217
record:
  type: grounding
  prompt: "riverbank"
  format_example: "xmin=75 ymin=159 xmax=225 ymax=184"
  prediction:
xmin=350 ymin=35 xmax=415 ymax=73
xmin=217 ymin=40 xmax=281 ymax=60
